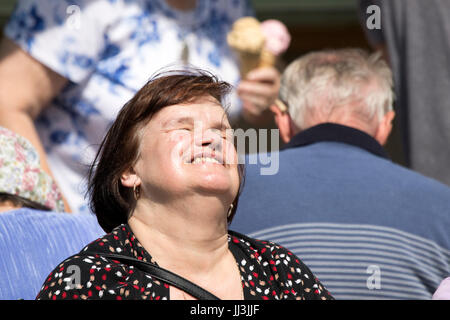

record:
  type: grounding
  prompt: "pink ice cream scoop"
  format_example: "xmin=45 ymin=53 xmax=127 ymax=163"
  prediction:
xmin=260 ymin=19 xmax=291 ymax=56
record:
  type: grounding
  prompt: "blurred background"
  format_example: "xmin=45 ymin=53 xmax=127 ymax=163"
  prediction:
xmin=0 ymin=0 xmax=405 ymax=165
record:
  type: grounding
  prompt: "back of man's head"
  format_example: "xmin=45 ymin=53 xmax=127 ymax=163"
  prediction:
xmin=277 ymin=48 xmax=395 ymax=144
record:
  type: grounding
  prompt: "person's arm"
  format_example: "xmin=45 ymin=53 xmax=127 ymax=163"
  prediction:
xmin=0 ymin=36 xmax=70 ymax=211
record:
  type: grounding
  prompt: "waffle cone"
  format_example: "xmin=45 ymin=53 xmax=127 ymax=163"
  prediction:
xmin=236 ymin=51 xmax=261 ymax=79
xmin=236 ymin=49 xmax=277 ymax=79
xmin=258 ymin=49 xmax=276 ymax=68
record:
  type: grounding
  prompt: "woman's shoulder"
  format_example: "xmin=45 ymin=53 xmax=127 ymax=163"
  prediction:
xmin=228 ymin=229 xmax=298 ymax=260
xmin=44 ymin=225 xmax=125 ymax=266
xmin=80 ymin=224 xmax=131 ymax=254
xmin=36 ymin=224 xmax=144 ymax=300
xmin=228 ymin=229 xmax=312 ymax=273
xmin=228 ymin=229 xmax=334 ymax=300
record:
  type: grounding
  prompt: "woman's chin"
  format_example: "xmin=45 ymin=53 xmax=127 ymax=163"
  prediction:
xmin=188 ymin=174 xmax=237 ymax=195
xmin=193 ymin=180 xmax=234 ymax=194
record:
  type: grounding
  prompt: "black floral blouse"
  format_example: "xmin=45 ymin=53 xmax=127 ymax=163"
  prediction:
xmin=36 ymin=224 xmax=333 ymax=300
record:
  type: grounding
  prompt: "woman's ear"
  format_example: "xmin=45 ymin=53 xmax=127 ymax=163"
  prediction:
xmin=270 ymin=103 xmax=295 ymax=144
xmin=120 ymin=167 xmax=140 ymax=188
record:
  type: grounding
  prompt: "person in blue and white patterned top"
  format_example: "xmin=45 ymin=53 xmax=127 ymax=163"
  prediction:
xmin=0 ymin=0 xmax=281 ymax=214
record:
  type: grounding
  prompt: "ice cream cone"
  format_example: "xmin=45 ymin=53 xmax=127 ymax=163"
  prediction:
xmin=236 ymin=50 xmax=261 ymax=79
xmin=227 ymin=17 xmax=265 ymax=78
xmin=236 ymin=49 xmax=277 ymax=78
xmin=227 ymin=17 xmax=291 ymax=78
xmin=258 ymin=49 xmax=276 ymax=68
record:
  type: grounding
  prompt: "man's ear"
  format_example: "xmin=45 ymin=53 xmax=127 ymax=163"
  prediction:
xmin=270 ymin=103 xmax=295 ymax=144
xmin=374 ymin=110 xmax=395 ymax=146
xmin=120 ymin=167 xmax=141 ymax=188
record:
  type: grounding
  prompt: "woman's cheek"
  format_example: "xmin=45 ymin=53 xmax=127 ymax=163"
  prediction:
xmin=168 ymin=132 xmax=192 ymax=165
xmin=223 ymin=140 xmax=238 ymax=167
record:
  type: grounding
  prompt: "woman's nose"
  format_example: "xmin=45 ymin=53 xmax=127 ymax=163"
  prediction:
xmin=194 ymin=127 xmax=222 ymax=149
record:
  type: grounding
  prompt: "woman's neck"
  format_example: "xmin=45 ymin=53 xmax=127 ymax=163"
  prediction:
xmin=127 ymin=197 xmax=230 ymax=276
xmin=165 ymin=0 xmax=197 ymax=11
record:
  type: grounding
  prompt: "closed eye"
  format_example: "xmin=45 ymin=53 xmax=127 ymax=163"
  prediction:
xmin=170 ymin=126 xmax=193 ymax=132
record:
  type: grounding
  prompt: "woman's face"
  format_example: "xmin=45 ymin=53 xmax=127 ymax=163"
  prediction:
xmin=133 ymin=95 xmax=239 ymax=205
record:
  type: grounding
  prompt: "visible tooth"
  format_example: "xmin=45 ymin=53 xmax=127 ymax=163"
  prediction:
xmin=206 ymin=157 xmax=219 ymax=164
xmin=191 ymin=157 xmax=220 ymax=164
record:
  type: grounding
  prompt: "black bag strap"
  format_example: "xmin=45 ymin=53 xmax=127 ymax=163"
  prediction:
xmin=98 ymin=253 xmax=220 ymax=300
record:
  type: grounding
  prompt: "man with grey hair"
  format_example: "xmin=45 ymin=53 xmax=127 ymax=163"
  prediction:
xmin=276 ymin=48 xmax=395 ymax=148
xmin=231 ymin=48 xmax=450 ymax=300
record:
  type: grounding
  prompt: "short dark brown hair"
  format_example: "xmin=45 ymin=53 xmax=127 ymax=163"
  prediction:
xmin=88 ymin=69 xmax=245 ymax=232
xmin=0 ymin=192 xmax=51 ymax=211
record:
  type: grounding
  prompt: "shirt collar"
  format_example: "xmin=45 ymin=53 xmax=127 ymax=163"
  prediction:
xmin=283 ymin=123 xmax=390 ymax=159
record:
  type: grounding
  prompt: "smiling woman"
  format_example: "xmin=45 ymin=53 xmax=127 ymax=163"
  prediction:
xmin=35 ymin=68 xmax=333 ymax=301
xmin=87 ymin=69 xmax=243 ymax=232
xmin=129 ymin=97 xmax=239 ymax=203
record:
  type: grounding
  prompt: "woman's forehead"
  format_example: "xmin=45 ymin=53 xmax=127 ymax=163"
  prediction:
xmin=155 ymin=100 xmax=230 ymax=128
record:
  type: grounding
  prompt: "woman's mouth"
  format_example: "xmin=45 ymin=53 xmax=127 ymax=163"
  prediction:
xmin=184 ymin=150 xmax=225 ymax=166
